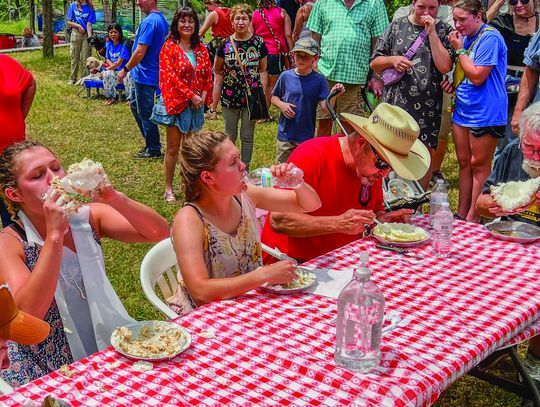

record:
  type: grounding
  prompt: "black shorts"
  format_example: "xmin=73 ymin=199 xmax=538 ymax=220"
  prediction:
xmin=469 ymin=125 xmax=506 ymax=139
xmin=267 ymin=54 xmax=286 ymax=76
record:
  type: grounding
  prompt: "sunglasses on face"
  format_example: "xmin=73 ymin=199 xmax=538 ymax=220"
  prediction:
xmin=370 ymin=145 xmax=391 ymax=171
xmin=510 ymin=0 xmax=529 ymax=6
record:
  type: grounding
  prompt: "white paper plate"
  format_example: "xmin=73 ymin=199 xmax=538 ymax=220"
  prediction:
xmin=260 ymin=271 xmax=317 ymax=295
xmin=111 ymin=321 xmax=191 ymax=362
xmin=372 ymin=223 xmax=431 ymax=248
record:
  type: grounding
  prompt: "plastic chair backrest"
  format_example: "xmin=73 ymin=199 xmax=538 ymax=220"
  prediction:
xmin=0 ymin=377 xmax=13 ymax=395
xmin=139 ymin=238 xmax=180 ymax=320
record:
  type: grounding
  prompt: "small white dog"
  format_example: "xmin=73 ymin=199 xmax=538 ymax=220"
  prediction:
xmin=75 ymin=57 xmax=105 ymax=85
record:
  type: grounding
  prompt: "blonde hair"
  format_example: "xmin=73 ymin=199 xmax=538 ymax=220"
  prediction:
xmin=0 ymin=140 xmax=52 ymax=219
xmin=22 ymin=27 xmax=34 ymax=38
xmin=231 ymin=4 xmax=253 ymax=20
xmin=179 ymin=131 xmax=230 ymax=202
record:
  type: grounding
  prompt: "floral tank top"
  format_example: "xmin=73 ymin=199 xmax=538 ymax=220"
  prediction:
xmin=167 ymin=193 xmax=262 ymax=315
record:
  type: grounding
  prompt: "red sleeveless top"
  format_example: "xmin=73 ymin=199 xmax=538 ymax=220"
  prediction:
xmin=212 ymin=7 xmax=234 ymax=39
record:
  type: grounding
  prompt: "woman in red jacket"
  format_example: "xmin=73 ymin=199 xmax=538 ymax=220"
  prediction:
xmin=157 ymin=6 xmax=213 ymax=203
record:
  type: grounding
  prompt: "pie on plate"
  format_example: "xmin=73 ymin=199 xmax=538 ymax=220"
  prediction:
xmin=111 ymin=321 xmax=191 ymax=361
xmin=372 ymin=223 xmax=430 ymax=247
xmin=261 ymin=269 xmax=317 ymax=295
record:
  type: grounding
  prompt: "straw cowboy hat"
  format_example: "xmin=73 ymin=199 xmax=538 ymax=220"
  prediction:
xmin=0 ymin=282 xmax=50 ymax=345
xmin=341 ymin=103 xmax=431 ymax=181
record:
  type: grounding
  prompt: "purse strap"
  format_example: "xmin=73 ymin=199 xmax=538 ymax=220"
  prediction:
xmin=404 ymin=30 xmax=427 ymax=60
xmin=229 ymin=36 xmax=253 ymax=96
xmin=260 ymin=8 xmax=283 ymax=54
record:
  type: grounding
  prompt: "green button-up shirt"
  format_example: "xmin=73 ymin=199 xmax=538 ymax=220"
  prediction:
xmin=307 ymin=0 xmax=388 ymax=84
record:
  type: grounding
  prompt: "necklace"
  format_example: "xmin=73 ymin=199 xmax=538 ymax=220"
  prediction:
xmin=517 ymin=12 xmax=538 ymax=22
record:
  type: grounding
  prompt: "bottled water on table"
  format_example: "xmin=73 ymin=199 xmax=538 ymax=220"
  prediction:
xmin=246 ymin=166 xmax=304 ymax=189
xmin=430 ymin=178 xmax=448 ymax=225
xmin=334 ymin=252 xmax=385 ymax=372
xmin=432 ymin=201 xmax=453 ymax=258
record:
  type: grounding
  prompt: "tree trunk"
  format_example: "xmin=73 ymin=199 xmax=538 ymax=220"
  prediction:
xmin=103 ymin=0 xmax=112 ymax=25
xmin=13 ymin=0 xmax=21 ymax=20
xmin=112 ymin=0 xmax=118 ymax=23
xmin=29 ymin=0 xmax=35 ymax=32
xmin=43 ymin=0 xmax=54 ymax=58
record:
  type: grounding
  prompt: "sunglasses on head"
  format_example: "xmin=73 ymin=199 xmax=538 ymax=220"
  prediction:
xmin=369 ymin=144 xmax=391 ymax=171
xmin=510 ymin=0 xmax=529 ymax=6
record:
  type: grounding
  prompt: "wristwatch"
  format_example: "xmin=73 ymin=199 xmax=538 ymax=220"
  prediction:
xmin=122 ymin=66 xmax=130 ymax=73
xmin=456 ymin=48 xmax=467 ymax=56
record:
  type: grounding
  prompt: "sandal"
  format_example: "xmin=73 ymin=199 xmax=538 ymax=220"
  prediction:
xmin=164 ymin=191 xmax=176 ymax=204
xmin=257 ymin=115 xmax=273 ymax=124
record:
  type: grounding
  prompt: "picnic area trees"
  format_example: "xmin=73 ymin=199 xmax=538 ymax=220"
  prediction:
xmin=42 ymin=0 xmax=54 ymax=57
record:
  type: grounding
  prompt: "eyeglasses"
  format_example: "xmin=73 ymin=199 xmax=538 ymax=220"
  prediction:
xmin=370 ymin=145 xmax=391 ymax=171
xmin=519 ymin=140 xmax=540 ymax=156
xmin=510 ymin=0 xmax=529 ymax=6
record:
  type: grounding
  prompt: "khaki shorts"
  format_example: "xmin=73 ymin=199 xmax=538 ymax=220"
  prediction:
xmin=276 ymin=140 xmax=301 ymax=164
xmin=317 ymin=80 xmax=363 ymax=120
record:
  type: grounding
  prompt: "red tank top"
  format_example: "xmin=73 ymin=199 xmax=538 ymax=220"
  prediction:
xmin=212 ymin=7 xmax=234 ymax=39
xmin=252 ymin=6 xmax=288 ymax=55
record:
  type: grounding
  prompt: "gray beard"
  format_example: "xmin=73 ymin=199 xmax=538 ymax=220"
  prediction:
xmin=522 ymin=160 xmax=540 ymax=178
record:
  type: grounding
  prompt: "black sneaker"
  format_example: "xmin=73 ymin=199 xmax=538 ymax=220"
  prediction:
xmin=134 ymin=150 xmax=163 ymax=159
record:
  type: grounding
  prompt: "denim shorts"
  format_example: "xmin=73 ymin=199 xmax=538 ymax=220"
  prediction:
xmin=150 ymin=95 xmax=204 ymax=133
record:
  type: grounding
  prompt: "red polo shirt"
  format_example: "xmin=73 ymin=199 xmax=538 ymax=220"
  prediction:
xmin=261 ymin=136 xmax=384 ymax=262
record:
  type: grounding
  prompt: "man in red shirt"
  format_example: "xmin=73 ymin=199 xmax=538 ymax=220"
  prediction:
xmin=261 ymin=103 xmax=431 ymax=263
xmin=0 ymin=55 xmax=36 ymax=227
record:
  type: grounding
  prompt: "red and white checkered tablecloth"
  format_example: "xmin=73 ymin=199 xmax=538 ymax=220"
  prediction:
xmin=1 ymin=218 xmax=539 ymax=406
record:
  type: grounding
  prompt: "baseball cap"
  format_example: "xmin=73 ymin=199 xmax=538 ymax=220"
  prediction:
xmin=290 ymin=37 xmax=319 ymax=56
xmin=0 ymin=282 xmax=50 ymax=345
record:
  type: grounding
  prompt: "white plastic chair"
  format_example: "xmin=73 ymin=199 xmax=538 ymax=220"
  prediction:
xmin=0 ymin=377 xmax=13 ymax=395
xmin=139 ymin=238 xmax=180 ymax=320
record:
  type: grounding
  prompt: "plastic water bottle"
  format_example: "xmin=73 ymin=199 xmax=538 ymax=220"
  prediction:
xmin=246 ymin=166 xmax=304 ymax=189
xmin=334 ymin=252 xmax=385 ymax=372
xmin=430 ymin=179 xmax=448 ymax=225
xmin=432 ymin=201 xmax=453 ymax=258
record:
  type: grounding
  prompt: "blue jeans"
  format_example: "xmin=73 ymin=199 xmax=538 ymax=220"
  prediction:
xmin=130 ymin=82 xmax=161 ymax=154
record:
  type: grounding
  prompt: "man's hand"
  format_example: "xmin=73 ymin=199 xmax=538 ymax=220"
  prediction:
xmin=377 ymin=208 xmax=415 ymax=224
xmin=337 ymin=209 xmax=377 ymax=235
xmin=483 ymin=194 xmax=535 ymax=217
xmin=279 ymin=101 xmax=296 ymax=119
xmin=511 ymin=109 xmax=522 ymax=135
xmin=117 ymin=69 xmax=127 ymax=82
xmin=78 ymin=25 xmax=85 ymax=33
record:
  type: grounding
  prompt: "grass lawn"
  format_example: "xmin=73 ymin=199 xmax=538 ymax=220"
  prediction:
xmin=9 ymin=48 xmax=522 ymax=406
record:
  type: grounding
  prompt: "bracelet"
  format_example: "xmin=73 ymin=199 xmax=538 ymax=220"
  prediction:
xmin=122 ymin=66 xmax=130 ymax=73
xmin=456 ymin=48 xmax=467 ymax=56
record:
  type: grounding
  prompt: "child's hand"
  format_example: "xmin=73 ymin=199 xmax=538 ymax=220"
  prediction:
xmin=279 ymin=101 xmax=296 ymax=119
xmin=330 ymin=83 xmax=345 ymax=97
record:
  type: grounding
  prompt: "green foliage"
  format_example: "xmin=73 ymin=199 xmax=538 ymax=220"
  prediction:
xmin=0 ymin=19 xmax=27 ymax=33
xmin=384 ymin=0 xmax=411 ymax=19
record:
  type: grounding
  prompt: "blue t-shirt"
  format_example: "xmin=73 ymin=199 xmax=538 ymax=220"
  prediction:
xmin=453 ymin=25 xmax=508 ymax=127
xmin=482 ymin=138 xmax=540 ymax=225
xmin=105 ymin=41 xmax=130 ymax=70
xmin=272 ymin=69 xmax=329 ymax=142
xmin=523 ymin=29 xmax=540 ymax=103
xmin=67 ymin=2 xmax=96 ymax=33
xmin=131 ymin=12 xmax=168 ymax=86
